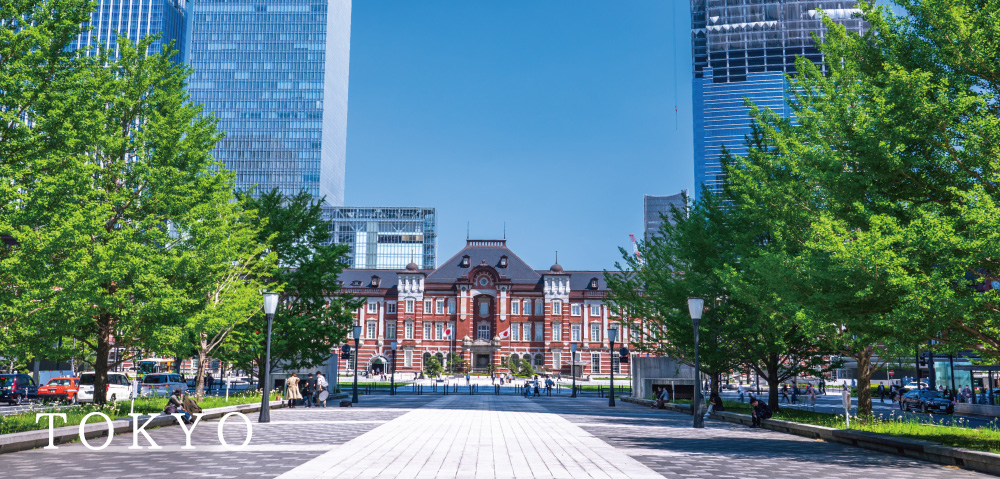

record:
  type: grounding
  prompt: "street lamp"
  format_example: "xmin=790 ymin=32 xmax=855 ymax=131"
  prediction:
xmin=258 ymin=292 xmax=279 ymax=423
xmin=570 ymin=343 xmax=577 ymax=398
xmin=352 ymin=325 xmax=362 ymax=403
xmin=608 ymin=326 xmax=619 ymax=407
xmin=390 ymin=340 xmax=398 ymax=396
xmin=688 ymin=297 xmax=705 ymax=429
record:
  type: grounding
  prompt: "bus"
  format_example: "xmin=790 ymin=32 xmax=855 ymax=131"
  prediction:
xmin=137 ymin=358 xmax=175 ymax=377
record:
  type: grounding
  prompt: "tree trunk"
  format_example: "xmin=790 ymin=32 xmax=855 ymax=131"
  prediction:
xmin=765 ymin=353 xmax=781 ymax=413
xmin=855 ymin=347 xmax=875 ymax=421
xmin=710 ymin=371 xmax=721 ymax=396
xmin=195 ymin=346 xmax=207 ymax=400
xmin=92 ymin=314 xmax=116 ymax=404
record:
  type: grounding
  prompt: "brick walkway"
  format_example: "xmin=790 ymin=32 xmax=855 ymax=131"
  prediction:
xmin=0 ymin=395 xmax=992 ymax=478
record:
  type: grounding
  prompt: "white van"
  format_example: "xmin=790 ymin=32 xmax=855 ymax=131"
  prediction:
xmin=140 ymin=373 xmax=187 ymax=397
xmin=77 ymin=372 xmax=134 ymax=403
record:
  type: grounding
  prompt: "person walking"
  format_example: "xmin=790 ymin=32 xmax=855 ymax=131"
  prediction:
xmin=316 ymin=372 xmax=329 ymax=407
xmin=878 ymin=384 xmax=886 ymax=404
xmin=545 ymin=376 xmax=554 ymax=396
xmin=780 ymin=384 xmax=790 ymax=404
xmin=285 ymin=373 xmax=302 ymax=408
xmin=303 ymin=373 xmax=315 ymax=408
xmin=533 ymin=376 xmax=541 ymax=397
xmin=737 ymin=383 xmax=745 ymax=403
xmin=791 ymin=382 xmax=798 ymax=405
xmin=807 ymin=384 xmax=817 ymax=407
xmin=206 ymin=373 xmax=215 ymax=393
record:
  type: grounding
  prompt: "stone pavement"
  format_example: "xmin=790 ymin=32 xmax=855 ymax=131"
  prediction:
xmin=540 ymin=398 xmax=989 ymax=478
xmin=0 ymin=394 xmax=994 ymax=478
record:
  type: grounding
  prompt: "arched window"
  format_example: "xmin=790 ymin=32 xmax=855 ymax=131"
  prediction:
xmin=510 ymin=353 xmax=519 ymax=366
xmin=522 ymin=353 xmax=531 ymax=364
xmin=534 ymin=353 xmax=544 ymax=367
xmin=422 ymin=352 xmax=431 ymax=364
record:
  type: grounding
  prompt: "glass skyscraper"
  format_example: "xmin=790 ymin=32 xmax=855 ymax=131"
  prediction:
xmin=71 ymin=0 xmax=187 ymax=59
xmin=185 ymin=0 xmax=351 ymax=205
xmin=323 ymin=207 xmax=437 ymax=270
xmin=691 ymin=1 xmax=867 ymax=196
xmin=644 ymin=192 xmax=687 ymax=241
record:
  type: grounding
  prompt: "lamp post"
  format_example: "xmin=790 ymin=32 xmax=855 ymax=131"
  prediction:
xmin=258 ymin=292 xmax=279 ymax=423
xmin=688 ymin=297 xmax=705 ymax=428
xmin=608 ymin=327 xmax=618 ymax=407
xmin=352 ymin=325 xmax=362 ymax=403
xmin=390 ymin=341 xmax=398 ymax=396
xmin=570 ymin=343 xmax=577 ymax=398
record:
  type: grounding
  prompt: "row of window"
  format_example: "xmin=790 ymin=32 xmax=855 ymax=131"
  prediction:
xmin=360 ymin=319 xmax=617 ymax=343
xmin=370 ymin=299 xmax=603 ymax=317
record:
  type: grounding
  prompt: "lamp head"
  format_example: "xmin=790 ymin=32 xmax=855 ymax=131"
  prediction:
xmin=391 ymin=340 xmax=398 ymax=351
xmin=608 ymin=326 xmax=618 ymax=343
xmin=687 ymin=297 xmax=704 ymax=320
xmin=353 ymin=325 xmax=362 ymax=339
xmin=263 ymin=292 xmax=279 ymax=315
xmin=570 ymin=343 xmax=576 ymax=353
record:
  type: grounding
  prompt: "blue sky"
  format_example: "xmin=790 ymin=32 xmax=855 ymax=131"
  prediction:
xmin=344 ymin=1 xmax=693 ymax=271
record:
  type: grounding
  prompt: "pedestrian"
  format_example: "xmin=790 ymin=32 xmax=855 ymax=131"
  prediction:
xmin=545 ymin=377 xmax=554 ymax=396
xmin=878 ymin=384 xmax=886 ymax=404
xmin=285 ymin=373 xmax=301 ymax=408
xmin=164 ymin=388 xmax=193 ymax=424
xmin=303 ymin=373 xmax=315 ymax=407
xmin=533 ymin=376 xmax=541 ymax=397
xmin=316 ymin=371 xmax=329 ymax=407
xmin=654 ymin=386 xmax=670 ymax=409
xmin=750 ymin=399 xmax=771 ymax=428
xmin=818 ymin=378 xmax=825 ymax=395
xmin=791 ymin=382 xmax=798 ymax=404
xmin=737 ymin=383 xmax=745 ymax=403
xmin=807 ymin=384 xmax=816 ymax=407
xmin=851 ymin=378 xmax=856 ymax=388
xmin=780 ymin=384 xmax=790 ymax=404
xmin=557 ymin=372 xmax=562 ymax=382
xmin=206 ymin=373 xmax=214 ymax=393
xmin=523 ymin=380 xmax=531 ymax=398
xmin=466 ymin=373 xmax=471 ymax=385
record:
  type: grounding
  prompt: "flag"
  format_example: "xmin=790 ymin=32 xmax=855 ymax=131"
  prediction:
xmin=499 ymin=328 xmax=510 ymax=339
xmin=444 ymin=326 xmax=453 ymax=339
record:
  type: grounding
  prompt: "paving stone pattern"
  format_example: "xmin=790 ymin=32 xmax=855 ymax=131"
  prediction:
xmin=1 ymin=396 xmax=437 ymax=479
xmin=539 ymin=397 xmax=989 ymax=479
xmin=1 ymin=394 xmax=993 ymax=478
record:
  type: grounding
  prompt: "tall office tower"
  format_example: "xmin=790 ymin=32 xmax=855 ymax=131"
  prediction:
xmin=186 ymin=0 xmax=352 ymax=205
xmin=691 ymin=1 xmax=866 ymax=196
xmin=644 ymin=192 xmax=687 ymax=241
xmin=70 ymin=0 xmax=187 ymax=59
xmin=323 ymin=207 xmax=437 ymax=270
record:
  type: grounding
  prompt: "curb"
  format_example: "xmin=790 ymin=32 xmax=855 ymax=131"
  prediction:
xmin=622 ymin=396 xmax=1000 ymax=475
xmin=0 ymin=400 xmax=286 ymax=454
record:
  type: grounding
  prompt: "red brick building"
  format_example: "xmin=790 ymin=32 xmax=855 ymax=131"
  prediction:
xmin=339 ymin=239 xmax=633 ymax=376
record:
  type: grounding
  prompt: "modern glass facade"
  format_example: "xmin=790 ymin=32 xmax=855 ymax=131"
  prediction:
xmin=186 ymin=0 xmax=351 ymax=205
xmin=691 ymin=1 xmax=867 ymax=196
xmin=323 ymin=207 xmax=437 ymax=270
xmin=644 ymin=192 xmax=687 ymax=241
xmin=71 ymin=0 xmax=186 ymax=59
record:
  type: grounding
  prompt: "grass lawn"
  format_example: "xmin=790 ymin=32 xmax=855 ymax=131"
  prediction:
xmin=0 ymin=392 xmax=276 ymax=436
xmin=673 ymin=399 xmax=1000 ymax=454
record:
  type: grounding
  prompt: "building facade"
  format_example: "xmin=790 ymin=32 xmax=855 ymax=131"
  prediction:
xmin=644 ymin=192 xmax=687 ymax=241
xmin=339 ymin=239 xmax=633 ymax=376
xmin=691 ymin=0 xmax=867 ymax=196
xmin=323 ymin=206 xmax=437 ymax=270
xmin=185 ymin=0 xmax=352 ymax=205
xmin=71 ymin=0 xmax=186 ymax=59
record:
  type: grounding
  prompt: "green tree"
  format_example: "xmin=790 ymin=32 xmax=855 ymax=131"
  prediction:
xmin=1 ymin=30 xmax=229 ymax=403
xmin=0 ymin=0 xmax=100 ymax=371
xmin=220 ymin=189 xmax=362 ymax=383
xmin=423 ymin=357 xmax=443 ymax=378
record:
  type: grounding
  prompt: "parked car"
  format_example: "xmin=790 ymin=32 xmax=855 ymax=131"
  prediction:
xmin=37 ymin=377 xmax=80 ymax=403
xmin=903 ymin=381 xmax=928 ymax=390
xmin=77 ymin=372 xmax=134 ymax=403
xmin=141 ymin=373 xmax=187 ymax=397
xmin=0 ymin=373 xmax=39 ymax=405
xmin=900 ymin=390 xmax=953 ymax=414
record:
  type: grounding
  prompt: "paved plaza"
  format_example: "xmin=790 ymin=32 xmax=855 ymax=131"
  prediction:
xmin=0 ymin=394 xmax=993 ymax=478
